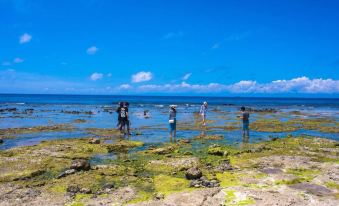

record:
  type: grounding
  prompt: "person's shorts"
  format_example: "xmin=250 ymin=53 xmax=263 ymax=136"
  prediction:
xmin=169 ymin=119 xmax=176 ymax=132
xmin=243 ymin=121 xmax=249 ymax=130
xmin=120 ymin=119 xmax=128 ymax=128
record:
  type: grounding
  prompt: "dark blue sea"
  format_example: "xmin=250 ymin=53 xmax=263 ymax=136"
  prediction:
xmin=1 ymin=94 xmax=339 ymax=107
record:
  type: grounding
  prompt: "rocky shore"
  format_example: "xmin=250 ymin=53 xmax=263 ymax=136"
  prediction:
xmin=0 ymin=135 xmax=338 ymax=206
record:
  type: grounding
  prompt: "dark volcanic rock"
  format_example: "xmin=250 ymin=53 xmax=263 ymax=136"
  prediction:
xmin=185 ymin=167 xmax=202 ymax=180
xmin=215 ymin=159 xmax=232 ymax=172
xmin=0 ymin=138 xmax=3 ymax=144
xmin=80 ymin=188 xmax=92 ymax=194
xmin=70 ymin=159 xmax=91 ymax=171
xmin=289 ymin=183 xmax=333 ymax=196
xmin=189 ymin=176 xmax=220 ymax=188
xmin=102 ymin=183 xmax=115 ymax=190
xmin=89 ymin=138 xmax=100 ymax=144
xmin=56 ymin=169 xmax=76 ymax=179
xmin=0 ymin=108 xmax=17 ymax=113
xmin=207 ymin=144 xmax=227 ymax=156
xmin=152 ymin=147 xmax=174 ymax=155
xmin=67 ymin=185 xmax=80 ymax=194
xmin=180 ymin=139 xmax=191 ymax=144
xmin=24 ymin=109 xmax=34 ymax=114
xmin=154 ymin=193 xmax=165 ymax=200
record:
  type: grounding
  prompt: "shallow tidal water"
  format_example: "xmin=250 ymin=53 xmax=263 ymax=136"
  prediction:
xmin=0 ymin=94 xmax=338 ymax=151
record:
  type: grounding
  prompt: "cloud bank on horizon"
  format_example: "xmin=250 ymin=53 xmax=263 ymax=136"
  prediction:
xmin=1 ymin=0 xmax=339 ymax=96
xmin=0 ymin=69 xmax=338 ymax=95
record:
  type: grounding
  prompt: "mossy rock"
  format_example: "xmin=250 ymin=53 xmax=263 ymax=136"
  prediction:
xmin=148 ymin=144 xmax=178 ymax=155
xmin=106 ymin=140 xmax=144 ymax=152
xmin=194 ymin=135 xmax=224 ymax=140
xmin=153 ymin=174 xmax=190 ymax=195
xmin=0 ymin=124 xmax=74 ymax=139
xmin=207 ymin=146 xmax=228 ymax=156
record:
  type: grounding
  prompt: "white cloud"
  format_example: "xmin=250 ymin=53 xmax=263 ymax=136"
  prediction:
xmin=119 ymin=84 xmax=132 ymax=89
xmin=211 ymin=43 xmax=220 ymax=50
xmin=87 ymin=46 xmax=98 ymax=55
xmin=211 ymin=32 xmax=251 ymax=50
xmin=138 ymin=82 xmax=224 ymax=93
xmin=13 ymin=57 xmax=24 ymax=63
xmin=163 ymin=31 xmax=184 ymax=39
xmin=132 ymin=71 xmax=153 ymax=83
xmin=135 ymin=77 xmax=339 ymax=94
xmin=19 ymin=33 xmax=32 ymax=44
xmin=182 ymin=73 xmax=192 ymax=81
xmin=90 ymin=72 xmax=103 ymax=81
xmin=225 ymin=32 xmax=251 ymax=41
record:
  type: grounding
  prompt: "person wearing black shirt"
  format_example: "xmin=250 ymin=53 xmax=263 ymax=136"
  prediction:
xmin=125 ymin=102 xmax=131 ymax=135
xmin=116 ymin=102 xmax=129 ymax=135
xmin=116 ymin=102 xmax=123 ymax=128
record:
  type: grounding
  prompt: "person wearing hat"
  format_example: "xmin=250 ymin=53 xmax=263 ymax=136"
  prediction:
xmin=200 ymin=101 xmax=208 ymax=126
xmin=169 ymin=105 xmax=177 ymax=140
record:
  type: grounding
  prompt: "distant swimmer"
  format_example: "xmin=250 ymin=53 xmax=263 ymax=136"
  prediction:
xmin=200 ymin=101 xmax=208 ymax=126
xmin=143 ymin=110 xmax=151 ymax=118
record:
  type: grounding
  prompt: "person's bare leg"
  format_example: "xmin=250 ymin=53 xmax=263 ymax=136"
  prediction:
xmin=127 ymin=120 xmax=131 ymax=135
xmin=246 ymin=129 xmax=249 ymax=138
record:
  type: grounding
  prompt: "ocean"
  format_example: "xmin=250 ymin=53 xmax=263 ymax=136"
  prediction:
xmin=1 ymin=94 xmax=339 ymax=107
xmin=0 ymin=94 xmax=338 ymax=151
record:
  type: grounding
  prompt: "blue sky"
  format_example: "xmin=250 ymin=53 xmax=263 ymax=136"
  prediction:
xmin=0 ymin=0 xmax=338 ymax=96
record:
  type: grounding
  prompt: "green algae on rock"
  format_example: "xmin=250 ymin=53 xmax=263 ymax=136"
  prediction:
xmin=194 ymin=134 xmax=224 ymax=140
xmin=0 ymin=138 xmax=108 ymax=182
xmin=106 ymin=140 xmax=144 ymax=152
xmin=250 ymin=117 xmax=339 ymax=133
xmin=0 ymin=135 xmax=338 ymax=205
xmin=86 ymin=128 xmax=121 ymax=137
xmin=0 ymin=124 xmax=74 ymax=139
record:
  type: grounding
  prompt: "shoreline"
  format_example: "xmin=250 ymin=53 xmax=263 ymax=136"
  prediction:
xmin=0 ymin=135 xmax=338 ymax=205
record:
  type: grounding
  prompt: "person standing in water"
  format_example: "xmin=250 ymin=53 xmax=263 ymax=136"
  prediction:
xmin=117 ymin=102 xmax=129 ymax=135
xmin=169 ymin=105 xmax=177 ymax=141
xmin=240 ymin=106 xmax=250 ymax=139
xmin=116 ymin=102 xmax=123 ymax=129
xmin=200 ymin=101 xmax=208 ymax=126
xmin=125 ymin=102 xmax=131 ymax=135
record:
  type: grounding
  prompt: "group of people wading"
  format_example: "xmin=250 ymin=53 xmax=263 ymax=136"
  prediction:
xmin=116 ymin=101 xmax=250 ymax=141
